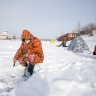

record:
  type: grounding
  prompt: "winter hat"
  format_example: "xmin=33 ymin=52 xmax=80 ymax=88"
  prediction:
xmin=21 ymin=30 xmax=34 ymax=39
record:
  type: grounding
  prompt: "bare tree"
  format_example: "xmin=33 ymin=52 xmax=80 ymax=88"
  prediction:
xmin=72 ymin=21 xmax=96 ymax=36
xmin=88 ymin=23 xmax=95 ymax=30
xmin=74 ymin=21 xmax=81 ymax=35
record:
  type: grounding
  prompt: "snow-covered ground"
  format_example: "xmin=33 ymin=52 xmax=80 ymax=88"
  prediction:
xmin=0 ymin=35 xmax=96 ymax=96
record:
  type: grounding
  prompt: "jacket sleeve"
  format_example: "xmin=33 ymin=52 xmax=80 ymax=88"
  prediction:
xmin=14 ymin=44 xmax=23 ymax=60
xmin=29 ymin=38 xmax=42 ymax=54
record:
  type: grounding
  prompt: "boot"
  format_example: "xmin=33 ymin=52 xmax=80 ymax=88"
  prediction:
xmin=24 ymin=62 xmax=35 ymax=76
xmin=24 ymin=62 xmax=28 ymax=67
xmin=23 ymin=62 xmax=29 ymax=77
xmin=24 ymin=70 xmax=30 ymax=77
xmin=24 ymin=62 xmax=28 ymax=72
xmin=28 ymin=63 xmax=35 ymax=75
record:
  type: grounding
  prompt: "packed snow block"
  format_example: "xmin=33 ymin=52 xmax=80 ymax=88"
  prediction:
xmin=67 ymin=36 xmax=89 ymax=53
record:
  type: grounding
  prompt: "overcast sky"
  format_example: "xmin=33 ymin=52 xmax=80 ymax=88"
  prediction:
xmin=0 ymin=0 xmax=96 ymax=39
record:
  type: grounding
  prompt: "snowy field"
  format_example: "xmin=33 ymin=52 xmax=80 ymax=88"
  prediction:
xmin=0 ymin=35 xmax=96 ymax=96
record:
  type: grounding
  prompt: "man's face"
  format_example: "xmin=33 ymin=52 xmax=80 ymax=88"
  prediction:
xmin=25 ymin=39 xmax=31 ymax=44
xmin=22 ymin=38 xmax=31 ymax=44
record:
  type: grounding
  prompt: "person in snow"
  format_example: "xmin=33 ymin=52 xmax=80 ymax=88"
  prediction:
xmin=57 ymin=37 xmax=67 ymax=47
xmin=13 ymin=30 xmax=44 ymax=76
xmin=93 ymin=45 xmax=96 ymax=55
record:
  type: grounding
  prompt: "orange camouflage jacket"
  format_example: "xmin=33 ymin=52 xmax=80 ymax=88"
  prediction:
xmin=14 ymin=30 xmax=44 ymax=64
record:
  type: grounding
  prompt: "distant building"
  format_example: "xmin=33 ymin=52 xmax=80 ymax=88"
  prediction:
xmin=0 ymin=30 xmax=15 ymax=40
xmin=92 ymin=30 xmax=96 ymax=35
xmin=89 ymin=30 xmax=96 ymax=36
xmin=0 ymin=30 xmax=8 ymax=40
xmin=58 ymin=33 xmax=77 ymax=41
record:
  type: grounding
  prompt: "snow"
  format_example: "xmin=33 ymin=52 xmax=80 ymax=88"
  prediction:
xmin=0 ymin=36 xmax=96 ymax=96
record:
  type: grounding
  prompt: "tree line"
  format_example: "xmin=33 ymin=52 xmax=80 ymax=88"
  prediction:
xmin=73 ymin=21 xmax=96 ymax=35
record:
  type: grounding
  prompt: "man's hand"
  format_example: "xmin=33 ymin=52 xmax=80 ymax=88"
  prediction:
xmin=25 ymin=53 xmax=29 ymax=57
